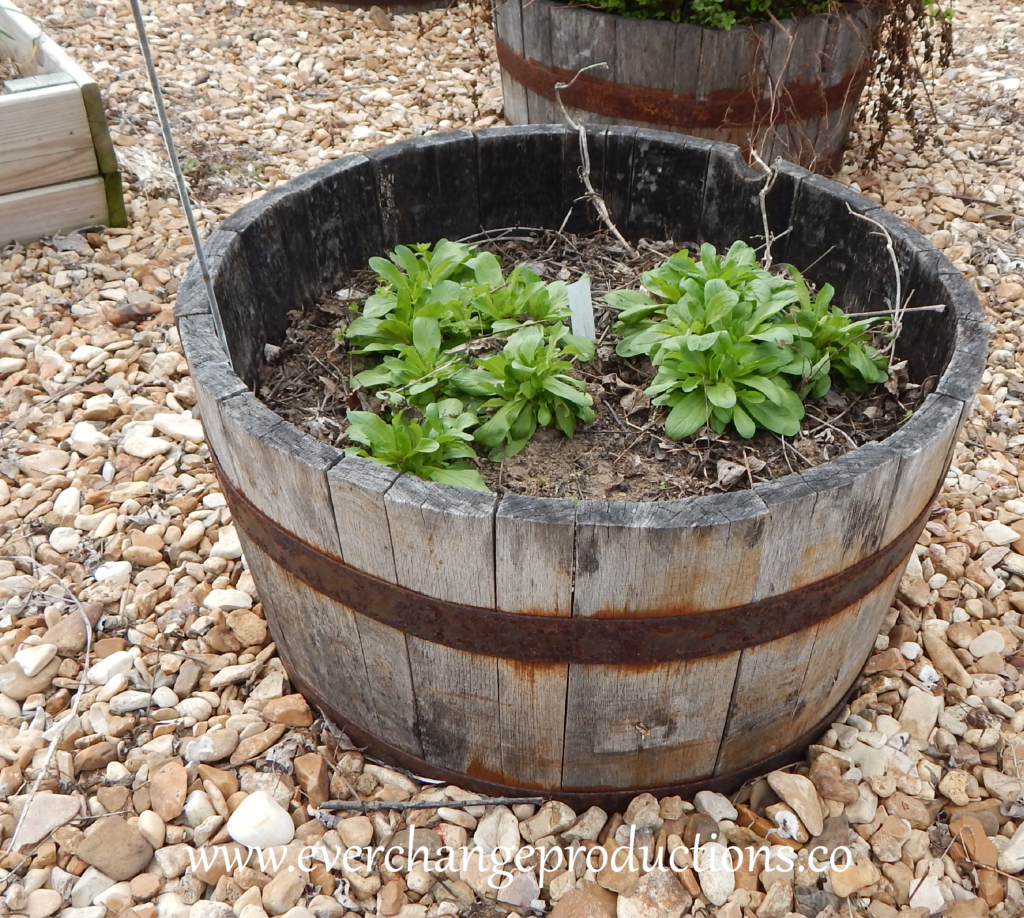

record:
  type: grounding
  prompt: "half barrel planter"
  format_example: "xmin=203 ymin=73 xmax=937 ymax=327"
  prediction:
xmin=176 ymin=125 xmax=985 ymax=808
xmin=494 ymin=0 xmax=877 ymax=173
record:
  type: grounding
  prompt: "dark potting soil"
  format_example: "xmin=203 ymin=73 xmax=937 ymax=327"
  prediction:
xmin=257 ymin=228 xmax=932 ymax=502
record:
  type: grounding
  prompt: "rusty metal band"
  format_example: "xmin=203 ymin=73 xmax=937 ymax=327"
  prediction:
xmin=213 ymin=450 xmax=936 ymax=666
xmin=495 ymin=38 xmax=869 ymax=130
xmin=288 ymin=662 xmax=859 ymax=809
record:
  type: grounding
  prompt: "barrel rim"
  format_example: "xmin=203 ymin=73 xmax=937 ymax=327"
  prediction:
xmin=176 ymin=124 xmax=985 ymax=517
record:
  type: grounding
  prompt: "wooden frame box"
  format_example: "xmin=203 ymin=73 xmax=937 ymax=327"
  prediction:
xmin=0 ymin=1 xmax=127 ymax=244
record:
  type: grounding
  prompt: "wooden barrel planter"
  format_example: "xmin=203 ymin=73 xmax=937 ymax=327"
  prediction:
xmin=176 ymin=126 xmax=984 ymax=808
xmin=493 ymin=0 xmax=878 ymax=173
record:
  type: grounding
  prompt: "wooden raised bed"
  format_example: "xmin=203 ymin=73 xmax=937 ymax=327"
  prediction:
xmin=0 ymin=1 xmax=126 ymax=245
xmin=176 ymin=126 xmax=985 ymax=807
xmin=494 ymin=0 xmax=877 ymax=173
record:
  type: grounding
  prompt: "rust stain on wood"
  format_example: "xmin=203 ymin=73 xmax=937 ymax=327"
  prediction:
xmin=494 ymin=37 xmax=870 ymax=131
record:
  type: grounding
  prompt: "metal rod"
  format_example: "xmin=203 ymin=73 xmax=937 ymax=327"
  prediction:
xmin=128 ymin=0 xmax=232 ymax=370
xmin=319 ymin=796 xmax=546 ymax=813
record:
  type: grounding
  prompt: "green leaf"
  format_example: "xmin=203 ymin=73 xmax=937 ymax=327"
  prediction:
xmin=664 ymin=391 xmax=709 ymax=440
xmin=705 ymin=381 xmax=737 ymax=409
xmin=412 ymin=315 xmax=441 ymax=354
xmin=733 ymin=403 xmax=756 ymax=439
xmin=428 ymin=468 xmax=490 ymax=491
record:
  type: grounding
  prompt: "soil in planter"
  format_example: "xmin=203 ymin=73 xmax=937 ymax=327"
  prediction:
xmin=257 ymin=228 xmax=931 ymax=501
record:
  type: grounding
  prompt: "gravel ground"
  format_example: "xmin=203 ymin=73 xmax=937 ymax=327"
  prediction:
xmin=1 ymin=1 xmax=1024 ymax=917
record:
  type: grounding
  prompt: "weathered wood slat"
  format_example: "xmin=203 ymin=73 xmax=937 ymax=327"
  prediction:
xmin=384 ymin=477 xmax=501 ymax=776
xmin=328 ymin=458 xmax=423 ymax=755
xmin=549 ymin=2 xmax=618 ymax=127
xmin=521 ymin=0 xmax=557 ymax=124
xmin=494 ymin=0 xmax=529 ymax=125
xmin=0 ymin=176 xmax=107 ymax=246
xmin=495 ymin=495 xmax=574 ymax=787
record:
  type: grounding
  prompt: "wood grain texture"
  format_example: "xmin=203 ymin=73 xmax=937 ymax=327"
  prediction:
xmin=521 ymin=0 xmax=557 ymax=123
xmin=0 ymin=82 xmax=95 ymax=199
xmin=718 ymin=443 xmax=902 ymax=770
xmin=328 ymin=457 xmax=423 ymax=755
xmin=549 ymin=2 xmax=618 ymax=127
xmin=385 ymin=477 xmax=500 ymax=776
xmin=495 ymin=495 xmax=574 ymax=786
xmin=0 ymin=176 xmax=107 ymax=245
xmin=563 ymin=654 xmax=740 ymax=788
xmin=494 ymin=0 xmax=528 ymax=124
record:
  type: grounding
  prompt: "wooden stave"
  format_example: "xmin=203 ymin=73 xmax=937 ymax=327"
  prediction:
xmin=176 ymin=126 xmax=983 ymax=797
xmin=493 ymin=0 xmax=877 ymax=173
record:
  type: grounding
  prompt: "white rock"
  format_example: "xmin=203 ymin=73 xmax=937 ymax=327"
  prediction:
xmin=210 ymin=662 xmax=260 ymax=688
xmin=204 ymin=588 xmax=253 ymax=611
xmin=983 ymin=522 xmax=1020 ymax=546
xmin=69 ymin=422 xmax=110 ymax=453
xmin=474 ymin=805 xmax=521 ymax=854
xmin=94 ymin=882 xmax=132 ymax=907
xmin=900 ymin=641 xmax=922 ymax=660
xmin=121 ymin=422 xmax=172 ymax=459
xmin=693 ymin=791 xmax=737 ymax=823
xmin=11 ymin=792 xmax=81 ymax=845
xmin=71 ymin=345 xmax=106 ymax=363
xmin=86 ymin=650 xmax=135 ymax=685
xmin=899 ymin=686 xmax=944 ymax=748
xmin=203 ymin=492 xmax=227 ymax=509
xmin=0 ymin=357 xmax=26 ymax=376
xmin=178 ymin=520 xmax=206 ymax=550
xmin=908 ymin=875 xmax=945 ymax=912
xmin=94 ymin=561 xmax=132 ymax=584
xmin=152 ymin=686 xmax=179 ymax=707
xmin=968 ymin=630 xmax=1005 ymax=658
xmin=70 ymin=867 xmax=115 ymax=908
xmin=183 ymin=790 xmax=218 ymax=827
xmin=53 ymin=487 xmax=82 ymax=517
xmin=13 ymin=643 xmax=57 ymax=678
xmin=0 ymin=692 xmax=20 ymax=718
xmin=210 ymin=525 xmax=243 ymax=560
xmin=153 ymin=412 xmax=205 ymax=443
xmin=226 ymin=790 xmax=295 ymax=847
xmin=998 ymin=821 xmax=1024 ymax=873
xmin=109 ymin=690 xmax=152 ymax=714
xmin=175 ymin=697 xmax=213 ymax=720
xmin=49 ymin=527 xmax=81 ymax=554
xmin=138 ymin=809 xmax=165 ymax=848
xmin=695 ymin=843 xmax=734 ymax=907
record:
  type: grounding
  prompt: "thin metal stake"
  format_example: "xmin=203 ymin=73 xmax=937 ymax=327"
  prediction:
xmin=128 ymin=0 xmax=232 ymax=370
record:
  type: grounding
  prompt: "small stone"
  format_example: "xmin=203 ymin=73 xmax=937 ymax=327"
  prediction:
xmin=109 ymin=690 xmax=153 ymax=714
xmin=497 ymin=869 xmax=541 ymax=907
xmin=563 ymin=806 xmax=608 ymax=843
xmin=624 ymin=793 xmax=662 ymax=831
xmin=19 ymin=449 xmax=69 ymax=476
xmin=524 ymin=801 xmax=577 ymax=841
xmin=13 ymin=642 xmax=57 ymax=678
xmin=294 ymin=753 xmax=330 ymax=807
xmin=76 ymin=816 xmax=154 ymax=881
xmin=899 ymin=686 xmax=944 ymax=747
xmin=695 ymin=843 xmax=734 ymax=906
xmin=0 ymin=656 xmax=60 ymax=701
xmin=70 ymin=867 xmax=116 ymax=908
xmin=950 ymin=815 xmax=999 ymax=868
xmin=767 ymin=772 xmax=824 ymax=836
xmin=94 ymin=561 xmax=132 ymax=584
xmin=210 ymin=661 xmax=260 ymax=687
xmin=693 ymin=791 xmax=737 ymax=823
xmin=86 ymin=650 xmax=134 ymax=684
xmin=262 ymin=869 xmax=305 ymax=915
xmin=909 ymin=875 xmax=946 ymax=912
xmin=227 ymin=790 xmax=296 ymax=847
xmin=211 ymin=525 xmax=243 ymax=559
xmin=150 ymin=760 xmax=188 ymax=821
xmin=829 ymin=854 xmax=880 ymax=897
xmin=48 ymin=527 xmax=81 ymax=553
xmin=153 ymin=412 xmax=205 ymax=442
xmin=230 ymin=723 xmax=287 ymax=763
xmin=969 ymin=630 xmax=1006 ymax=658
xmin=181 ymin=728 xmax=240 ymax=763
xmin=616 ymin=869 xmax=691 ymax=918
xmin=26 ymin=888 xmax=62 ymax=918
xmin=550 ymin=889 xmax=617 ymax=918
xmin=474 ymin=805 xmax=520 ymax=853
xmin=337 ymin=815 xmax=374 ymax=849
xmin=10 ymin=792 xmax=81 ymax=846
xmin=922 ymin=630 xmax=974 ymax=688
xmin=983 ymin=522 xmax=1020 ymax=546
xmin=263 ymin=694 xmax=313 ymax=726
xmin=998 ymin=820 xmax=1024 ymax=874
xmin=939 ymin=770 xmax=975 ymax=807
xmin=204 ymin=588 xmax=254 ymax=611
xmin=138 ymin=810 xmax=165 ymax=849
xmin=227 ymin=609 xmax=267 ymax=646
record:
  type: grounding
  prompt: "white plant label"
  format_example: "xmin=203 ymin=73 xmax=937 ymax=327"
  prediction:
xmin=568 ymin=275 xmax=595 ymax=341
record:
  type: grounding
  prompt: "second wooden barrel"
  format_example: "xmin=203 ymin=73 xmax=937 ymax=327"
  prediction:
xmin=494 ymin=0 xmax=878 ymax=173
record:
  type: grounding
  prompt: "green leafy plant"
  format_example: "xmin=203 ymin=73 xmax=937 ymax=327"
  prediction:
xmin=606 ymin=240 xmax=890 ymax=441
xmin=454 ymin=325 xmax=596 ymax=459
xmin=344 ymin=399 xmax=487 ymax=491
